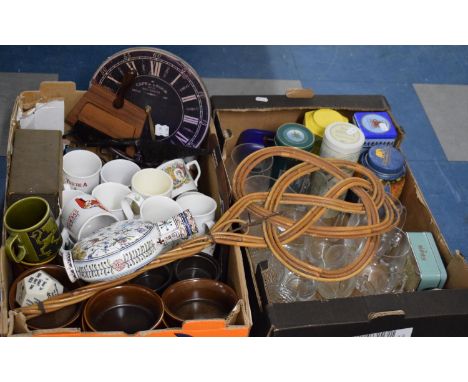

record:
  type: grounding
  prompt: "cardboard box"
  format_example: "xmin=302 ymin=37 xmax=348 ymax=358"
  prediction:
xmin=0 ymin=82 xmax=252 ymax=337
xmin=211 ymin=93 xmax=468 ymax=336
xmin=7 ymin=129 xmax=63 ymax=217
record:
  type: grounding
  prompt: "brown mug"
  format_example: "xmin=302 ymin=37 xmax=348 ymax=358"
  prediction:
xmin=9 ymin=265 xmax=84 ymax=331
xmin=162 ymin=278 xmax=238 ymax=328
xmin=83 ymin=285 xmax=165 ymax=334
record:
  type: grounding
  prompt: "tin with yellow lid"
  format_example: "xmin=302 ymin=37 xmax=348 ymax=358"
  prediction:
xmin=304 ymin=109 xmax=348 ymax=154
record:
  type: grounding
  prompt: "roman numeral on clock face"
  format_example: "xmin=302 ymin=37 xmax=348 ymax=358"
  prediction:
xmin=126 ymin=61 xmax=139 ymax=74
xmin=170 ymin=74 xmax=181 ymax=85
xmin=175 ymin=131 xmax=190 ymax=145
xmin=183 ymin=115 xmax=199 ymax=125
xmin=182 ymin=94 xmax=197 ymax=103
xmin=150 ymin=61 xmax=162 ymax=76
xmin=107 ymin=75 xmax=122 ymax=85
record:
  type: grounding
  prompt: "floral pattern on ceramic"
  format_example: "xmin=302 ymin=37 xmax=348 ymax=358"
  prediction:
xmin=71 ymin=220 xmax=154 ymax=261
xmin=62 ymin=210 xmax=198 ymax=283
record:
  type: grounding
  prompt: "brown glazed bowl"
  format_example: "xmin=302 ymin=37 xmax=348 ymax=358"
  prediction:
xmin=9 ymin=264 xmax=84 ymax=330
xmin=162 ymin=278 xmax=239 ymax=328
xmin=173 ymin=253 xmax=221 ymax=282
xmin=83 ymin=285 xmax=165 ymax=334
xmin=129 ymin=264 xmax=174 ymax=294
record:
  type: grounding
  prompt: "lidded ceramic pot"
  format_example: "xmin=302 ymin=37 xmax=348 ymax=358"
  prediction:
xmin=320 ymin=122 xmax=365 ymax=162
xmin=62 ymin=210 xmax=198 ymax=283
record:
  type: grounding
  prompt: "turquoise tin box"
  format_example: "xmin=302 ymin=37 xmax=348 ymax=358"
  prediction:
xmin=407 ymin=232 xmax=447 ymax=291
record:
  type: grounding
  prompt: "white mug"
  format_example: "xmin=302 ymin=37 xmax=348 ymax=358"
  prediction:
xmin=157 ymin=158 xmax=201 ymax=198
xmin=91 ymin=182 xmax=131 ymax=221
xmin=177 ymin=192 xmax=217 ymax=255
xmin=176 ymin=192 xmax=217 ymax=234
xmin=62 ymin=189 xmax=83 ymax=209
xmin=63 ymin=150 xmax=102 ymax=193
xmin=61 ymin=193 xmax=118 ymax=242
xmin=140 ymin=196 xmax=183 ymax=224
xmin=121 ymin=168 xmax=174 ymax=220
xmin=100 ymin=159 xmax=141 ymax=187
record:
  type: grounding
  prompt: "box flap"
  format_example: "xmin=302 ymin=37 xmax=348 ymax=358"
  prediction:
xmin=211 ymin=94 xmax=391 ymax=113
xmin=266 ymin=289 xmax=468 ymax=336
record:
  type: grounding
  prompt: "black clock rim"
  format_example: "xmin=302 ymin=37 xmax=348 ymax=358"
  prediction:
xmin=90 ymin=46 xmax=212 ymax=131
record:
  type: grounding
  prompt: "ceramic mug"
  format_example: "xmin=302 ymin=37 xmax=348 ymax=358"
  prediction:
xmin=92 ymin=182 xmax=131 ymax=221
xmin=63 ymin=150 xmax=102 ymax=193
xmin=61 ymin=193 xmax=118 ymax=242
xmin=157 ymin=158 xmax=201 ymax=198
xmin=121 ymin=168 xmax=173 ymax=220
xmin=140 ymin=195 xmax=183 ymax=224
xmin=177 ymin=192 xmax=217 ymax=255
xmin=100 ymin=159 xmax=141 ymax=187
xmin=4 ymin=197 xmax=62 ymax=264
xmin=62 ymin=189 xmax=84 ymax=210
xmin=176 ymin=192 xmax=217 ymax=234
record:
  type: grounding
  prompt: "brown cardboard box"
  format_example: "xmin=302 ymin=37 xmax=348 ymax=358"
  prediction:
xmin=211 ymin=93 xmax=468 ymax=336
xmin=0 ymin=82 xmax=252 ymax=337
xmin=7 ymin=129 xmax=62 ymax=218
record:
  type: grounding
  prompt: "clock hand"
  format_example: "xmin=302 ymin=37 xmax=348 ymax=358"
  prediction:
xmin=145 ymin=105 xmax=156 ymax=142
xmin=113 ymin=69 xmax=137 ymax=109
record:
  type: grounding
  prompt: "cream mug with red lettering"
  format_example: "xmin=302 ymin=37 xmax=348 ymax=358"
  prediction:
xmin=63 ymin=150 xmax=102 ymax=193
xmin=61 ymin=193 xmax=118 ymax=242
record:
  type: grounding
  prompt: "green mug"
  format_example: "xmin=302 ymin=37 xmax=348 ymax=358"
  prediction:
xmin=4 ymin=196 xmax=62 ymax=264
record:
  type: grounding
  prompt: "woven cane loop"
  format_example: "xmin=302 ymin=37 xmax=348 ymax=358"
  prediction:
xmin=228 ymin=146 xmax=399 ymax=281
xmin=15 ymin=146 xmax=399 ymax=320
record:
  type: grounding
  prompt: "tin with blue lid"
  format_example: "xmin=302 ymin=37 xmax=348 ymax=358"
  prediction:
xmin=361 ymin=145 xmax=406 ymax=198
xmin=353 ymin=111 xmax=398 ymax=147
xmin=236 ymin=129 xmax=275 ymax=148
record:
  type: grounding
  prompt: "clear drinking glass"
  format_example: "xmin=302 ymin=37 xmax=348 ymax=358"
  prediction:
xmin=316 ymin=244 xmax=358 ymax=300
xmin=227 ymin=143 xmax=274 ymax=181
xmin=356 ymin=227 xmax=410 ymax=296
xmin=263 ymin=249 xmax=317 ymax=304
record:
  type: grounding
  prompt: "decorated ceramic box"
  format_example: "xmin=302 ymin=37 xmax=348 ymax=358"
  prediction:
xmin=62 ymin=211 xmax=198 ymax=283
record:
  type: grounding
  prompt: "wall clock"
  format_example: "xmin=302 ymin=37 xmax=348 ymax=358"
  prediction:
xmin=91 ymin=47 xmax=210 ymax=148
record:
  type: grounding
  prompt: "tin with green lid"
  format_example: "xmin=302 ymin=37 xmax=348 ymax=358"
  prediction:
xmin=271 ymin=123 xmax=314 ymax=191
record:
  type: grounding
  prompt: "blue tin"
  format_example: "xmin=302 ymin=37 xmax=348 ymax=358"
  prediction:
xmin=407 ymin=232 xmax=447 ymax=291
xmin=236 ymin=129 xmax=275 ymax=148
xmin=353 ymin=111 xmax=398 ymax=147
xmin=361 ymin=145 xmax=406 ymax=181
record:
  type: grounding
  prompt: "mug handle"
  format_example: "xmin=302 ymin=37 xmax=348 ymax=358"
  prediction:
xmin=121 ymin=192 xmax=145 ymax=220
xmin=200 ymin=221 xmax=216 ymax=257
xmin=60 ymin=228 xmax=75 ymax=253
xmin=62 ymin=248 xmax=79 ymax=283
xmin=186 ymin=160 xmax=201 ymax=186
xmin=202 ymin=220 xmax=215 ymax=235
xmin=5 ymin=234 xmax=26 ymax=263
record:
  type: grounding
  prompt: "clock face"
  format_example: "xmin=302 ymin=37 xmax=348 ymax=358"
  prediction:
xmin=91 ymin=47 xmax=210 ymax=148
